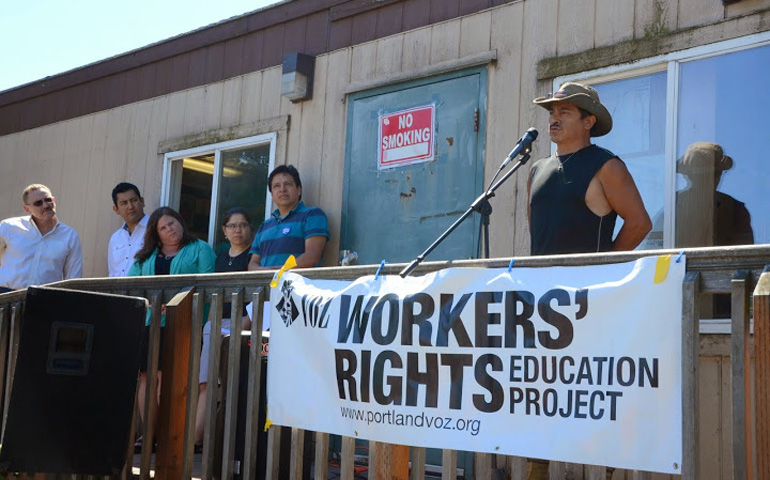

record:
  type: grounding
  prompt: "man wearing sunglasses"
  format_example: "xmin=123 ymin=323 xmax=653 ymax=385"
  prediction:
xmin=0 ymin=184 xmax=82 ymax=292
xmin=528 ymin=82 xmax=651 ymax=255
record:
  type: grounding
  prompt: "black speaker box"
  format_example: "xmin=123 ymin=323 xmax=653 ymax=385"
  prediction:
xmin=0 ymin=286 xmax=147 ymax=475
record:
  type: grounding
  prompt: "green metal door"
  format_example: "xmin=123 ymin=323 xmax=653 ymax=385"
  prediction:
xmin=342 ymin=67 xmax=487 ymax=265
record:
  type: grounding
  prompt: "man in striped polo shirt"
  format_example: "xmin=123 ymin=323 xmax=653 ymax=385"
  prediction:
xmin=248 ymin=165 xmax=329 ymax=269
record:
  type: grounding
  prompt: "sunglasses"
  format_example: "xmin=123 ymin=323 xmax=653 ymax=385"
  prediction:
xmin=28 ymin=197 xmax=54 ymax=207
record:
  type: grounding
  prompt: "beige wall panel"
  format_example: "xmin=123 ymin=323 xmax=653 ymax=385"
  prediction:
xmin=0 ymin=135 xmax=18 ymax=216
xmin=678 ymin=0 xmax=723 ymax=29
xmin=259 ymin=66 xmax=281 ymax=120
xmin=20 ymin=129 xmax=43 ymax=191
xmin=59 ymin=117 xmax=93 ymax=237
xmin=634 ymin=0 xmax=678 ymax=39
xmin=57 ymin=119 xmax=92 ymax=274
xmin=278 ymin=90 xmax=303 ymax=175
xmin=165 ymin=91 xmax=188 ymax=141
xmin=487 ymin=2 xmax=525 ymax=258
xmin=318 ymin=48 xmax=351 ymax=267
xmin=595 ymin=0 xmax=635 ymax=47
xmin=556 ymin=0 xmax=596 ymax=56
xmin=296 ymin=55 xmax=328 ymax=210
xmin=126 ymin=101 xmax=154 ymax=200
xmin=519 ymin=0 xmax=558 ymax=255
xmin=699 ymin=356 xmax=723 ymax=478
xmin=202 ymin=82 xmax=225 ymax=131
xmin=351 ymin=42 xmax=378 ymax=84
xmin=144 ymin=96 xmax=171 ymax=211
xmin=375 ymin=35 xmax=404 ymax=78
xmin=220 ymin=76 xmax=244 ymax=129
xmin=402 ymin=27 xmax=432 ymax=72
xmin=728 ymin=0 xmax=770 ymax=17
xmin=239 ymin=71 xmax=264 ymax=125
xmin=38 ymin=123 xmax=66 ymax=203
xmin=460 ymin=11 xmax=492 ymax=58
xmin=183 ymin=85 xmax=206 ymax=137
xmin=430 ymin=20 xmax=461 ymax=64
xmin=77 ymin=111 xmax=109 ymax=277
xmin=88 ymin=107 xmax=135 ymax=276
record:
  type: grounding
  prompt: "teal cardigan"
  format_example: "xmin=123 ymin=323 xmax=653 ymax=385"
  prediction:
xmin=128 ymin=239 xmax=216 ymax=325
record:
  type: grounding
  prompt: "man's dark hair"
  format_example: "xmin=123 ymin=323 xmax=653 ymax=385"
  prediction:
xmin=268 ymin=165 xmax=302 ymax=199
xmin=112 ymin=182 xmax=142 ymax=206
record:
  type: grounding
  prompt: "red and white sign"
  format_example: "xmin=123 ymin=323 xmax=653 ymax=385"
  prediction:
xmin=378 ymin=105 xmax=435 ymax=169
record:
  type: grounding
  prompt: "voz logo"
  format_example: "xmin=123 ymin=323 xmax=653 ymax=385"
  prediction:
xmin=276 ymin=280 xmax=299 ymax=327
xmin=301 ymin=295 xmax=332 ymax=328
xmin=276 ymin=281 xmax=332 ymax=329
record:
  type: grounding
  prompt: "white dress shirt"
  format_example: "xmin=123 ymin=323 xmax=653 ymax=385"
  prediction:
xmin=108 ymin=214 xmax=149 ymax=277
xmin=0 ymin=216 xmax=83 ymax=289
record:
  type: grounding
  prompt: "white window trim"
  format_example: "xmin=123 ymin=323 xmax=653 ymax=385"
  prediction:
xmin=161 ymin=133 xmax=277 ymax=246
xmin=553 ymin=30 xmax=770 ymax=249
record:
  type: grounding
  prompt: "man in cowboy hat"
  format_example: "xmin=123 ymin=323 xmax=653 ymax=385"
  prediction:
xmin=527 ymin=82 xmax=651 ymax=255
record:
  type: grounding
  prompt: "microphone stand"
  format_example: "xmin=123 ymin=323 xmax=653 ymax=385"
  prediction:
xmin=400 ymin=148 xmax=533 ymax=278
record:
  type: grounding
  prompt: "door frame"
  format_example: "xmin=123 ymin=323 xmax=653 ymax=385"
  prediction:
xmin=341 ymin=66 xmax=489 ymax=261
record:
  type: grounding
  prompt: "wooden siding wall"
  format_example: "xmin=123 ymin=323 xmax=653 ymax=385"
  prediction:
xmin=0 ymin=0 xmax=768 ymax=279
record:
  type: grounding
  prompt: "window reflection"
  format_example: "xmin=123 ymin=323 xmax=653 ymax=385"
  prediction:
xmin=594 ymin=73 xmax=667 ymax=250
xmin=212 ymin=144 xmax=271 ymax=253
xmin=677 ymin=44 xmax=769 ymax=247
xmin=675 ymin=142 xmax=753 ymax=247
xmin=180 ymin=154 xmax=214 ymax=242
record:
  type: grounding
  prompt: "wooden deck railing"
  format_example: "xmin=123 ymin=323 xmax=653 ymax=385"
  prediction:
xmin=0 ymin=245 xmax=768 ymax=480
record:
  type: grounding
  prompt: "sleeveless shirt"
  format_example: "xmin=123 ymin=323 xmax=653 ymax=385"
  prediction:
xmin=529 ymin=144 xmax=618 ymax=255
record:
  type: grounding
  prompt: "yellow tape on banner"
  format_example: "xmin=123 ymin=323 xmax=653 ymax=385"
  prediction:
xmin=270 ymin=255 xmax=298 ymax=288
xmin=653 ymin=255 xmax=671 ymax=284
xmin=264 ymin=404 xmax=273 ymax=431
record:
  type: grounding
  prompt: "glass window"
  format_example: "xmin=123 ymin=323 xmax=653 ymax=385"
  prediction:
xmin=163 ymin=134 xmax=275 ymax=253
xmin=593 ymin=73 xmax=667 ymax=250
xmin=675 ymin=44 xmax=770 ymax=248
xmin=564 ymin=36 xmax=770 ymax=319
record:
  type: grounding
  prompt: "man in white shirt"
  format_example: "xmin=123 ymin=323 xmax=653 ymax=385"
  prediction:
xmin=0 ymin=184 xmax=83 ymax=292
xmin=108 ymin=183 xmax=148 ymax=277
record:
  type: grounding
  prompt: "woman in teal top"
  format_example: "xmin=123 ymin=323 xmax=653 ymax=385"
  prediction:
xmin=129 ymin=206 xmax=215 ymax=451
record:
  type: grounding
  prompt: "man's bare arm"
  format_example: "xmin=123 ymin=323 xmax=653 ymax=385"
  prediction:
xmin=294 ymin=235 xmax=327 ymax=268
xmin=597 ymin=158 xmax=652 ymax=251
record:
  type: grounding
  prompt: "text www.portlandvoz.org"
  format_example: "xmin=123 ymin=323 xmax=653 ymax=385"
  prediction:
xmin=339 ymin=406 xmax=481 ymax=436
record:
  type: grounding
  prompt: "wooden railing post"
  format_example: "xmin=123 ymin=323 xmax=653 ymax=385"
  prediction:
xmin=221 ymin=289 xmax=245 ymax=480
xmin=372 ymin=442 xmax=409 ymax=480
xmin=732 ymin=270 xmax=753 ymax=480
xmin=139 ymin=292 xmax=162 ymax=480
xmin=682 ymin=271 xmax=700 ymax=480
xmin=754 ymin=266 xmax=770 ymax=480
xmin=155 ymin=287 xmax=194 ymax=479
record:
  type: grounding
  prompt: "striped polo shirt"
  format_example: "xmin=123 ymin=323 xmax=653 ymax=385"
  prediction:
xmin=250 ymin=201 xmax=330 ymax=267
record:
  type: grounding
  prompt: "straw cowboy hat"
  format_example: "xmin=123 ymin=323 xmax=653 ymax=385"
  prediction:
xmin=677 ymin=141 xmax=733 ymax=175
xmin=533 ymin=82 xmax=613 ymax=137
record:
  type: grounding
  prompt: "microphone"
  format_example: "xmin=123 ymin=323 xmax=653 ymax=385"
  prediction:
xmin=499 ymin=128 xmax=538 ymax=170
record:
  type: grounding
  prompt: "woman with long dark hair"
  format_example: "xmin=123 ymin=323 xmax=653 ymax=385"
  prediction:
xmin=129 ymin=206 xmax=216 ymax=451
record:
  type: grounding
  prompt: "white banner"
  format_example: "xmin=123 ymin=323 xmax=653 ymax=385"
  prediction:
xmin=267 ymin=256 xmax=685 ymax=474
